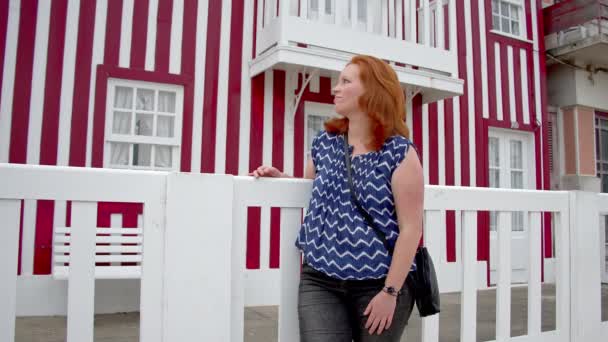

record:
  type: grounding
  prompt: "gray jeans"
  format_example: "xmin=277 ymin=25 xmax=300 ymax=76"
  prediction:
xmin=298 ymin=264 xmax=415 ymax=342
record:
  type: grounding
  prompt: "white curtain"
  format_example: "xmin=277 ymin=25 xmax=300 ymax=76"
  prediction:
xmin=137 ymin=88 xmax=155 ymax=111
xmin=134 ymin=144 xmax=151 ymax=166
xmin=155 ymin=146 xmax=172 ymax=167
xmin=136 ymin=114 xmax=154 ymax=136
xmin=110 ymin=142 xmax=129 ymax=166
xmin=112 ymin=111 xmax=131 ymax=134
xmin=158 ymin=91 xmax=176 ymax=113
xmin=114 ymin=87 xmax=133 ymax=109
xmin=157 ymin=116 xmax=174 ymax=137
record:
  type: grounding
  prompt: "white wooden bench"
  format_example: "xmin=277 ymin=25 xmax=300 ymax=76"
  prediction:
xmin=52 ymin=226 xmax=143 ymax=279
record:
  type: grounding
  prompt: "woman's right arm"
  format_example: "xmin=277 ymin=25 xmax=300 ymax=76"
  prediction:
xmin=249 ymin=157 xmax=315 ymax=180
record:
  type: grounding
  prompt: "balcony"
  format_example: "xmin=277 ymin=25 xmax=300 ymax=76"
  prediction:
xmin=251 ymin=0 xmax=463 ymax=104
xmin=544 ymin=0 xmax=608 ymax=67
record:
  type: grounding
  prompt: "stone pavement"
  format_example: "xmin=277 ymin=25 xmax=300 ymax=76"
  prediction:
xmin=15 ymin=284 xmax=608 ymax=342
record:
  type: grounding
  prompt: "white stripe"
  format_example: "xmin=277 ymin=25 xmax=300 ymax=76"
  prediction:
xmin=239 ymin=0 xmax=254 ymax=175
xmin=478 ymin=0 xmax=489 ymax=118
xmin=26 ymin=0 xmax=51 ymax=165
xmin=119 ymin=0 xmax=134 ymax=68
xmin=422 ymin=104 xmax=429 ymax=184
xmin=464 ymin=0 xmax=476 ymax=186
xmin=507 ymin=46 xmax=517 ymax=124
xmin=309 ymin=73 xmax=319 ymax=93
xmin=0 ymin=0 xmax=20 ymax=163
xmin=85 ymin=0 xmax=108 ymax=167
xmin=495 ymin=42 xmax=503 ymax=121
xmin=190 ymin=0 xmax=209 ymax=173
xmin=213 ymin=0 xmax=232 ymax=173
xmin=20 ymin=200 xmax=36 ymax=275
xmin=520 ymin=49 xmax=530 ymax=125
xmin=56 ymin=0 xmax=80 ymax=166
xmin=168 ymin=0 xmax=183 ymax=74
xmin=438 ymin=100 xmax=445 ymax=185
xmin=282 ymin=71 xmax=297 ymax=176
xmin=453 ymin=96 xmax=461 ymax=186
xmin=145 ymin=0 xmax=158 ymax=71
xmin=262 ymin=70 xmax=273 ymax=166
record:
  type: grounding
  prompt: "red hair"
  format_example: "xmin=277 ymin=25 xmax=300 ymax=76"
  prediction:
xmin=325 ymin=55 xmax=410 ymax=150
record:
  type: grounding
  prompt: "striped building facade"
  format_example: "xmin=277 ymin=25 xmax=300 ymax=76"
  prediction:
xmin=0 ymin=0 xmax=551 ymax=294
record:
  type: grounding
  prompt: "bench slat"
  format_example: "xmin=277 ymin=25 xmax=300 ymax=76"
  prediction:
xmin=54 ymin=245 xmax=143 ymax=253
xmin=55 ymin=227 xmax=143 ymax=235
xmin=53 ymin=266 xmax=141 ymax=280
xmin=54 ymin=255 xmax=143 ymax=263
xmin=54 ymin=236 xmax=143 ymax=244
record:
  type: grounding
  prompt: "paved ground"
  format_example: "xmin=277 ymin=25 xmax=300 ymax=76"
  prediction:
xmin=15 ymin=284 xmax=608 ymax=342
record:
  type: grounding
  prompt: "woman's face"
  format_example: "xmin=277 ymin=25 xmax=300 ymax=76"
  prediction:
xmin=333 ymin=64 xmax=365 ymax=117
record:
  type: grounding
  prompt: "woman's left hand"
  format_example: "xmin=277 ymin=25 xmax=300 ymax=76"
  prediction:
xmin=364 ymin=291 xmax=397 ymax=335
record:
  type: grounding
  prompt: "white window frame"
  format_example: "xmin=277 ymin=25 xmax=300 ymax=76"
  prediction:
xmin=491 ymin=0 xmax=527 ymax=39
xmin=304 ymin=102 xmax=338 ymax=168
xmin=104 ymin=78 xmax=184 ymax=171
xmin=488 ymin=128 xmax=536 ymax=232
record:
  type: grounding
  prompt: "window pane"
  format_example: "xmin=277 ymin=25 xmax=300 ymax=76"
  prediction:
xmin=490 ymin=169 xmax=500 ymax=188
xmin=157 ymin=116 xmax=174 ymax=138
xmin=489 ymin=137 xmax=500 ymax=167
xmin=596 ymin=127 xmax=601 ymax=160
xmin=510 ymin=5 xmax=519 ymax=19
xmin=492 ymin=0 xmax=499 ymax=14
xmin=603 ymin=174 xmax=608 ymax=193
xmin=511 ymin=170 xmax=524 ymax=189
xmin=155 ymin=145 xmax=172 ymax=167
xmin=512 ymin=212 xmax=524 ymax=231
xmin=135 ymin=113 xmax=154 ymax=136
xmin=493 ymin=15 xmax=500 ymax=30
xmin=158 ymin=91 xmax=176 ymax=113
xmin=602 ymin=130 xmax=608 ymax=160
xmin=133 ymin=144 xmax=152 ymax=166
xmin=510 ymin=140 xmax=523 ymax=169
xmin=307 ymin=115 xmax=326 ymax=152
xmin=501 ymin=2 xmax=509 ymax=16
xmin=110 ymin=142 xmax=130 ymax=166
xmin=112 ymin=111 xmax=132 ymax=134
xmin=511 ymin=20 xmax=520 ymax=36
xmin=502 ymin=18 xmax=511 ymax=34
xmin=114 ymin=87 xmax=133 ymax=109
xmin=136 ymin=88 xmax=155 ymax=111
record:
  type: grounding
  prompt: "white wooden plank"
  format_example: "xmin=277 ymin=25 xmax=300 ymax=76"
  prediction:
xmin=55 ymin=227 xmax=143 ymax=235
xmin=20 ymin=200 xmax=37 ymax=275
xmin=260 ymin=206 xmax=271 ymax=270
xmin=300 ymin=0 xmax=308 ymax=19
xmin=231 ymin=197 xmax=248 ymax=342
xmin=351 ymin=0 xmax=358 ymax=29
xmin=0 ymin=0 xmax=20 ymax=163
xmin=496 ymin=212 xmax=512 ymax=340
xmin=53 ymin=266 xmax=141 ymax=280
xmin=527 ymin=212 xmax=542 ymax=337
xmin=0 ymin=200 xmax=20 ymax=342
xmin=421 ymin=210 xmax=441 ymax=342
xmin=53 ymin=255 xmax=142 ymax=263
xmin=409 ymin=0 xmax=416 ymax=43
xmin=278 ymin=207 xmax=303 ymax=342
xmin=422 ymin=0 xmax=430 ymax=45
xmin=555 ymin=210 xmax=570 ymax=336
xmin=54 ymin=235 xmax=143 ymax=244
xmin=54 ymin=245 xmax=143 ymax=254
xmin=435 ymin=0 xmax=444 ymax=49
xmin=66 ymin=201 xmax=97 ymax=342
xmin=395 ymin=0 xmax=403 ymax=40
xmin=460 ymin=211 xmax=478 ymax=342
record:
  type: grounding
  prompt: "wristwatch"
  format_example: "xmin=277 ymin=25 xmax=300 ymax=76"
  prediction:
xmin=382 ymin=286 xmax=401 ymax=297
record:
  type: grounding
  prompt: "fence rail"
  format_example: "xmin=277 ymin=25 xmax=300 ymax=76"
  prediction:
xmin=0 ymin=164 xmax=606 ymax=341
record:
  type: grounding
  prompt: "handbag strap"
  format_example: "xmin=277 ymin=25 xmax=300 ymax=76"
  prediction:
xmin=342 ymin=133 xmax=394 ymax=255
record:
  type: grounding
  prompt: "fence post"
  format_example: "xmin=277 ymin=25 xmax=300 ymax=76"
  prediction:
xmin=163 ymin=173 xmax=234 ymax=341
xmin=569 ymin=191 xmax=602 ymax=341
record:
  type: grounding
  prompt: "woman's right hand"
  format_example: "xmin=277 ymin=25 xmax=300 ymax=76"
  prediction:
xmin=248 ymin=165 xmax=284 ymax=178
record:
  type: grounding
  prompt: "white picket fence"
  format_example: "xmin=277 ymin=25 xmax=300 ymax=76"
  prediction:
xmin=0 ymin=163 xmax=607 ymax=342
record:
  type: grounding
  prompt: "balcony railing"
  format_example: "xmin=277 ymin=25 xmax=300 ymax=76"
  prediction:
xmin=544 ymin=0 xmax=608 ymax=61
xmin=252 ymin=0 xmax=463 ymax=103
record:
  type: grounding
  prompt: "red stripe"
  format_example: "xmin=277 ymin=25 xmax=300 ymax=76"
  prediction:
xmin=252 ymin=0 xmax=258 ymax=58
xmin=0 ymin=0 xmax=9 ymax=104
xmin=201 ymin=0 xmax=222 ymax=173
xmin=485 ymin=2 xmax=497 ymax=122
xmin=247 ymin=73 xmax=265 ymax=269
xmin=412 ymin=95 xmax=423 ymax=158
xmin=428 ymin=103 xmax=438 ymax=185
xmin=225 ymin=0 xmax=245 ymax=175
xmin=9 ymin=0 xmax=38 ymax=164
xmin=269 ymin=70 xmax=286 ymax=268
xmin=40 ymin=0 xmax=68 ymax=166
xmin=33 ymin=200 xmax=54 ymax=274
xmin=526 ymin=50 xmax=536 ymax=125
xmin=513 ymin=49 xmax=524 ymax=125
xmin=179 ymin=0 xmax=198 ymax=172
xmin=130 ymin=0 xmax=149 ymax=69
xmin=104 ymin=0 xmax=123 ymax=66
xmin=525 ymin=0 xmax=533 ymax=41
xmin=500 ymin=44 xmax=511 ymax=123
xmin=444 ymin=99 xmax=456 ymax=262
xmin=69 ymin=0 xmax=96 ymax=167
xmin=456 ymin=2 xmax=469 ymax=187
xmin=154 ymin=0 xmax=173 ymax=73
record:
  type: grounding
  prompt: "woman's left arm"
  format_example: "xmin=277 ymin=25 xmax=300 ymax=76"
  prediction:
xmin=363 ymin=148 xmax=424 ymax=335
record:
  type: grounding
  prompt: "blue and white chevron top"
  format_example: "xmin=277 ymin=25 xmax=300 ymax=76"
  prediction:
xmin=296 ymin=130 xmax=415 ymax=280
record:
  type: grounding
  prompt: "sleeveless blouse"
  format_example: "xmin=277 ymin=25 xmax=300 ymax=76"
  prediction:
xmin=295 ymin=130 xmax=416 ymax=280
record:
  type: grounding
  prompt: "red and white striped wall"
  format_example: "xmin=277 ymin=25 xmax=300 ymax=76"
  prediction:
xmin=0 ymin=0 xmax=551 ymax=286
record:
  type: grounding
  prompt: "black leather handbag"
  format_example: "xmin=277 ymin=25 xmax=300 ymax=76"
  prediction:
xmin=342 ymin=134 xmax=440 ymax=317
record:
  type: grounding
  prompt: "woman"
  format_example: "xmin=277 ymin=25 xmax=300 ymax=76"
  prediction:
xmin=250 ymin=55 xmax=424 ymax=341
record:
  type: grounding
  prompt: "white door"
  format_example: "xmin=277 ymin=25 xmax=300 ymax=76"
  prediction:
xmin=488 ymin=129 xmax=535 ymax=284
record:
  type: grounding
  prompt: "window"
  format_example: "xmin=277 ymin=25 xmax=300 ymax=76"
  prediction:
xmin=596 ymin=116 xmax=608 ymax=193
xmin=105 ymin=79 xmax=183 ymax=171
xmin=304 ymin=102 xmax=338 ymax=161
xmin=491 ymin=0 xmax=524 ymax=37
xmin=488 ymin=130 xmax=534 ymax=232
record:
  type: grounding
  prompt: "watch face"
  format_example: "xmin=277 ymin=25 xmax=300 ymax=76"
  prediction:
xmin=385 ymin=286 xmax=396 ymax=294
